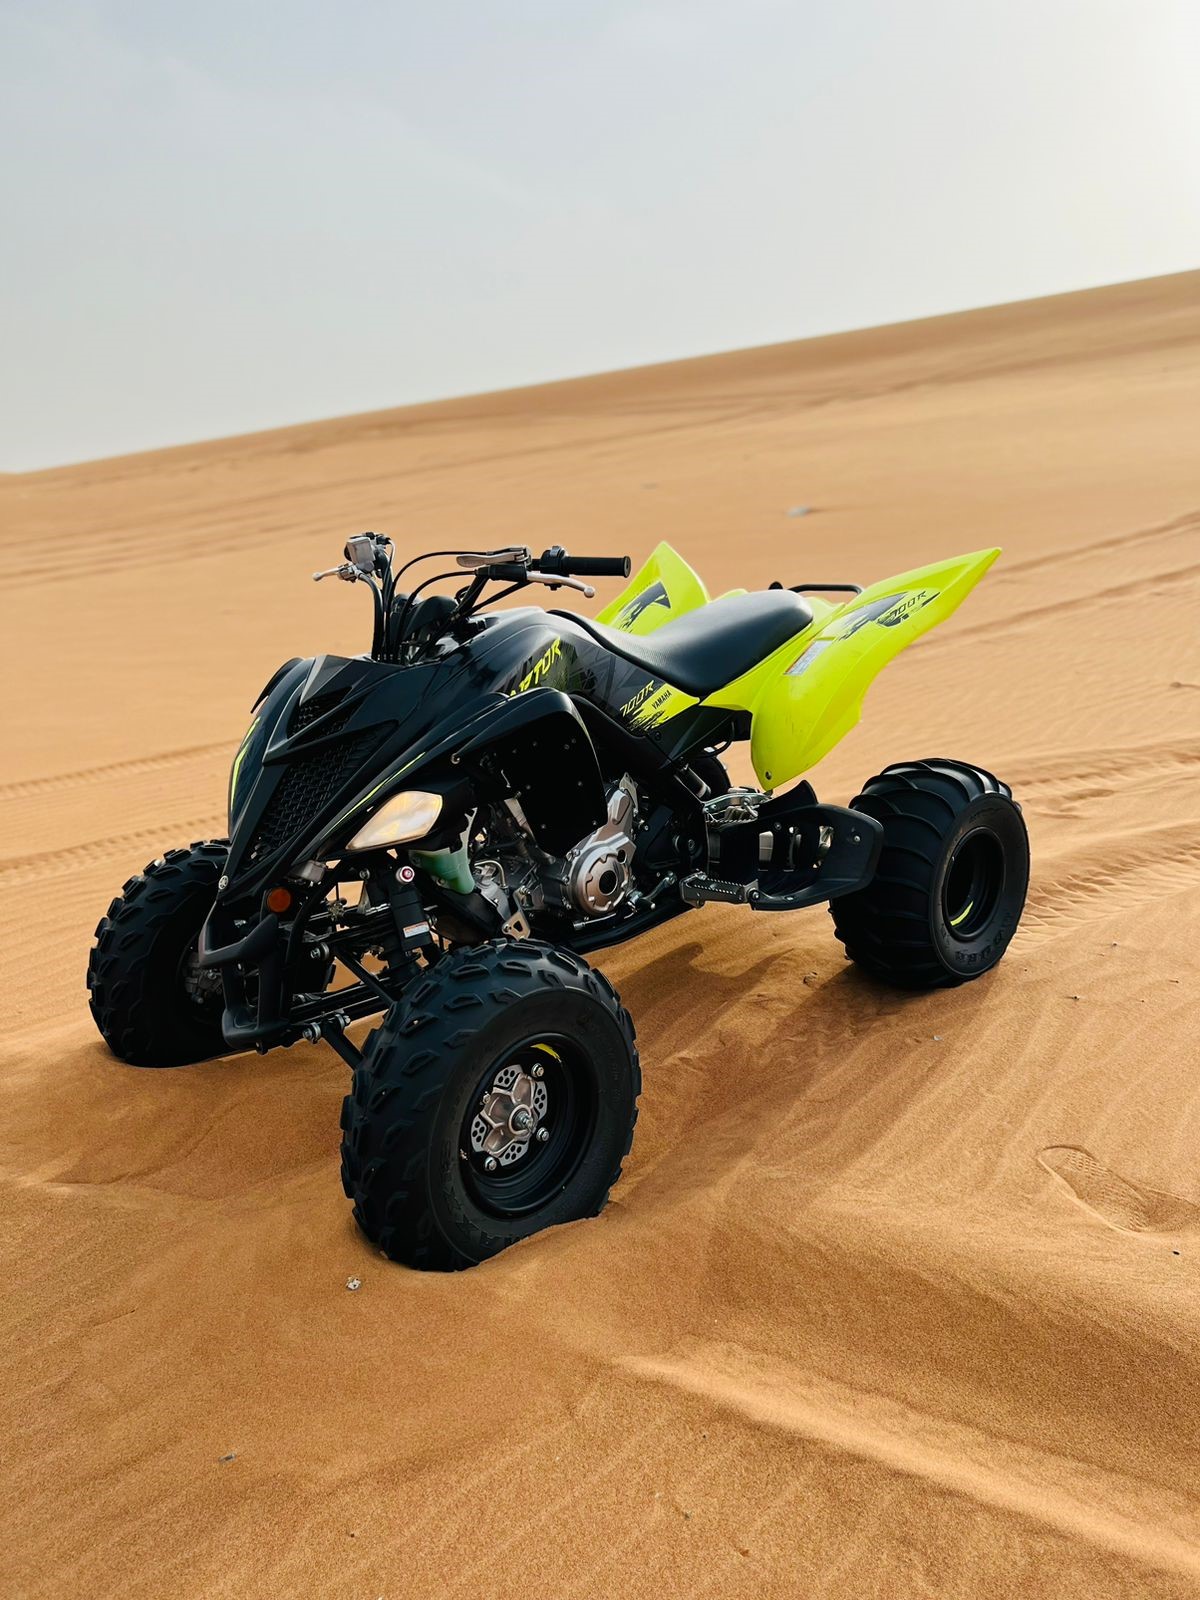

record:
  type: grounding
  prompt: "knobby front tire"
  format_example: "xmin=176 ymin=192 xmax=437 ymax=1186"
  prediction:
xmin=340 ymin=939 xmax=640 ymax=1271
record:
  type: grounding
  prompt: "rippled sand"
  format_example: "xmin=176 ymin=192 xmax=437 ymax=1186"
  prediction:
xmin=2 ymin=270 xmax=1198 ymax=1598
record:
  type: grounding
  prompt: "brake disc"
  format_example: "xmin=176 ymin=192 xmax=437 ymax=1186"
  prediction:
xmin=469 ymin=1061 xmax=550 ymax=1168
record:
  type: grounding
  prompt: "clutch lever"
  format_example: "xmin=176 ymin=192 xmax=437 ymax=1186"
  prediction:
xmin=312 ymin=563 xmax=361 ymax=583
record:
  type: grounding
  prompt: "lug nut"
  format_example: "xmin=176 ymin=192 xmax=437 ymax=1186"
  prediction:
xmin=483 ymin=1156 xmax=498 ymax=1173
xmin=535 ymin=1127 xmax=549 ymax=1143
xmin=530 ymin=1062 xmax=545 ymax=1079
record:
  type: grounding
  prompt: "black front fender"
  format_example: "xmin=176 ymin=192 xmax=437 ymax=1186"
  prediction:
xmin=455 ymin=688 xmax=606 ymax=855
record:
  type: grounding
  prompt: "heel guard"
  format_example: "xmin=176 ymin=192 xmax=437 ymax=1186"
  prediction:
xmin=682 ymin=791 xmax=882 ymax=912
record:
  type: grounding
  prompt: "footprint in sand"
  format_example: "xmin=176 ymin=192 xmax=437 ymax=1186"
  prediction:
xmin=1038 ymin=1145 xmax=1200 ymax=1236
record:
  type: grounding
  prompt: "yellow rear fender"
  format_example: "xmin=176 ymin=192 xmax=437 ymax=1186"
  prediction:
xmin=595 ymin=541 xmax=709 ymax=635
xmin=704 ymin=548 xmax=1000 ymax=788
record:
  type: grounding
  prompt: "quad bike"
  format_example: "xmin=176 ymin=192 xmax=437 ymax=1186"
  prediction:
xmin=88 ymin=535 xmax=1029 ymax=1269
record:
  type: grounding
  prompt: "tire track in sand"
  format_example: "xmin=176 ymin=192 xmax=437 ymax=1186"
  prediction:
xmin=0 ymin=820 xmax=228 ymax=888
xmin=0 ymin=742 xmax=230 ymax=801
xmin=922 ymin=559 xmax=1200 ymax=652
xmin=990 ymin=508 xmax=1199 ymax=581
xmin=1021 ymin=821 xmax=1200 ymax=940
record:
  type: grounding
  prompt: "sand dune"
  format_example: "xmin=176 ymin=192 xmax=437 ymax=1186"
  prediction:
xmin=2 ymin=271 xmax=1198 ymax=1598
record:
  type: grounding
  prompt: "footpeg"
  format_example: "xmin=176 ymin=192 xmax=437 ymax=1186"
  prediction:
xmin=680 ymin=874 xmax=750 ymax=906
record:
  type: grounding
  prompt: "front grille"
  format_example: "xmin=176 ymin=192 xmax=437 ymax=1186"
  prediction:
xmin=248 ymin=728 xmax=378 ymax=865
xmin=292 ymin=689 xmax=346 ymax=732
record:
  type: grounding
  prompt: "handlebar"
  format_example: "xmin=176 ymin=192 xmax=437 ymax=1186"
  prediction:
xmin=476 ymin=561 xmax=596 ymax=597
xmin=316 ymin=534 xmax=632 ymax=663
xmin=538 ymin=546 xmax=631 ymax=579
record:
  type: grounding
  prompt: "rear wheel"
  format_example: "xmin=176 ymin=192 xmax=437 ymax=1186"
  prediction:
xmin=87 ymin=840 xmax=230 ymax=1065
xmin=340 ymin=940 xmax=639 ymax=1270
xmin=830 ymin=760 xmax=1028 ymax=988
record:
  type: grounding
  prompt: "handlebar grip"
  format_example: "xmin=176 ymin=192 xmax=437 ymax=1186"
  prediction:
xmin=542 ymin=553 xmax=631 ymax=579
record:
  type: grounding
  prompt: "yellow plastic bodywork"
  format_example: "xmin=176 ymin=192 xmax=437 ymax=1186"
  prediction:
xmin=703 ymin=547 xmax=1000 ymax=787
xmin=595 ymin=542 xmax=709 ymax=634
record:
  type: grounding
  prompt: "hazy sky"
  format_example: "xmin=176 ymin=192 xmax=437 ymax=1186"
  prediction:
xmin=2 ymin=0 xmax=1198 ymax=470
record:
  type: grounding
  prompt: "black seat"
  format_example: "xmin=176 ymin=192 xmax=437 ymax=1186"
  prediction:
xmin=557 ymin=589 xmax=814 ymax=697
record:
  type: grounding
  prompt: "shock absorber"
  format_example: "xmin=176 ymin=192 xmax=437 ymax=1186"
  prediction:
xmin=386 ymin=863 xmax=436 ymax=961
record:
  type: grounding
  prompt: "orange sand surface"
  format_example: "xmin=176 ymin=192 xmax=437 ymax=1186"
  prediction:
xmin=2 ymin=272 xmax=1199 ymax=1598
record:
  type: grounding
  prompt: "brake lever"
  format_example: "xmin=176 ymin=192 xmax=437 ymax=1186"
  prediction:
xmin=312 ymin=563 xmax=361 ymax=583
xmin=526 ymin=570 xmax=595 ymax=599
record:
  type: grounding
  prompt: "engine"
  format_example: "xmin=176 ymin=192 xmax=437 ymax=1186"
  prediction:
xmin=547 ymin=777 xmax=638 ymax=916
xmin=476 ymin=778 xmax=639 ymax=923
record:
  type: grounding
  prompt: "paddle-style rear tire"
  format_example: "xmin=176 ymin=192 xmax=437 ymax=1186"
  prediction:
xmin=830 ymin=760 xmax=1028 ymax=989
xmin=87 ymin=840 xmax=230 ymax=1066
xmin=340 ymin=940 xmax=640 ymax=1271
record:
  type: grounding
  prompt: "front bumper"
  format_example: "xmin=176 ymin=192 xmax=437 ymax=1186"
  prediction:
xmin=197 ymin=905 xmax=293 ymax=1050
xmin=197 ymin=893 xmax=417 ymax=1053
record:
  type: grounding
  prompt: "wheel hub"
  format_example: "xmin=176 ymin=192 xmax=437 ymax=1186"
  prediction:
xmin=179 ymin=943 xmax=223 ymax=1007
xmin=470 ymin=1062 xmax=550 ymax=1168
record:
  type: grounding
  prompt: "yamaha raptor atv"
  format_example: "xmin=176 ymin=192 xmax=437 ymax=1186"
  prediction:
xmin=89 ymin=536 xmax=1029 ymax=1269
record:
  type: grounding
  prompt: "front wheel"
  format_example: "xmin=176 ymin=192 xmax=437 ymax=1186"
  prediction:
xmin=830 ymin=760 xmax=1028 ymax=988
xmin=340 ymin=940 xmax=640 ymax=1270
xmin=87 ymin=840 xmax=230 ymax=1065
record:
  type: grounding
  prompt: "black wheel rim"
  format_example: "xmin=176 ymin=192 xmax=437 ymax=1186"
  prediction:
xmin=941 ymin=828 xmax=1005 ymax=941
xmin=459 ymin=1033 xmax=598 ymax=1218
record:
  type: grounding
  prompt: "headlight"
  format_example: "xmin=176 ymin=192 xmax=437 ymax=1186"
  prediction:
xmin=345 ymin=790 xmax=443 ymax=851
